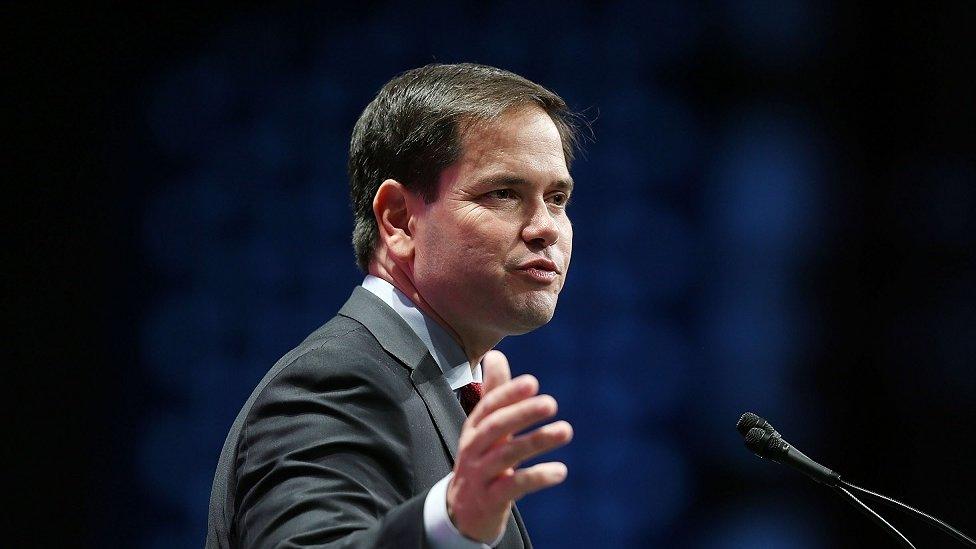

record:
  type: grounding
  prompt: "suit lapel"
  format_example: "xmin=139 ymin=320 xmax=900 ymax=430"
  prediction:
xmin=409 ymin=354 xmax=465 ymax=462
xmin=510 ymin=506 xmax=532 ymax=549
xmin=338 ymin=287 xmax=465 ymax=463
xmin=339 ymin=287 xmax=529 ymax=547
xmin=338 ymin=287 xmax=430 ymax=366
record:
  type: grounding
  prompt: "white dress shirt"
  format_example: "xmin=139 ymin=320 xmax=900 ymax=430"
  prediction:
xmin=361 ymin=276 xmax=503 ymax=549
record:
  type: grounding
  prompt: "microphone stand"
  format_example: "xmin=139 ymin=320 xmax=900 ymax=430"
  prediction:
xmin=737 ymin=412 xmax=976 ymax=548
xmin=833 ymin=484 xmax=916 ymax=548
xmin=840 ymin=480 xmax=976 ymax=548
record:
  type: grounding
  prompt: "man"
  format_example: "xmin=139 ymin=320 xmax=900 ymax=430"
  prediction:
xmin=207 ymin=63 xmax=580 ymax=548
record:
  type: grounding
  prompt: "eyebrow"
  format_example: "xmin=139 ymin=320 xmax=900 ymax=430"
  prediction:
xmin=475 ymin=174 xmax=575 ymax=194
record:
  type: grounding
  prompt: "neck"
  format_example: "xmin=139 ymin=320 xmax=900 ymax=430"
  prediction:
xmin=368 ymin=259 xmax=500 ymax=367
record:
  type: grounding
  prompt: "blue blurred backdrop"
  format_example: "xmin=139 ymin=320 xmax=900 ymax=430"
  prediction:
xmin=9 ymin=2 xmax=974 ymax=548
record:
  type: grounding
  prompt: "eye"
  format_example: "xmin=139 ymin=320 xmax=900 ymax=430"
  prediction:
xmin=486 ymin=189 xmax=516 ymax=200
xmin=548 ymin=192 xmax=570 ymax=206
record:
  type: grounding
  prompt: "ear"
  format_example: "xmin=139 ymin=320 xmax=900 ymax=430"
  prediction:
xmin=373 ymin=179 xmax=419 ymax=265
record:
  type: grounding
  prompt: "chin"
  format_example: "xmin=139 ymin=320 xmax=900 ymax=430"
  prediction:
xmin=505 ymin=295 xmax=558 ymax=335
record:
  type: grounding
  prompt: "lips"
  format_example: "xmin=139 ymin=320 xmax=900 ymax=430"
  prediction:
xmin=516 ymin=258 xmax=560 ymax=274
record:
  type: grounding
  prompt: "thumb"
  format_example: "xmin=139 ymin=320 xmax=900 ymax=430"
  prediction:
xmin=481 ymin=350 xmax=511 ymax=394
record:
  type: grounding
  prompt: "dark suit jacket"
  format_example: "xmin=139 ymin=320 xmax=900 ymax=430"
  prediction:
xmin=206 ymin=287 xmax=532 ymax=548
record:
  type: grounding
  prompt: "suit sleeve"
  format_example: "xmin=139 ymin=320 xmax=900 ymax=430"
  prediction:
xmin=233 ymin=343 xmax=429 ymax=548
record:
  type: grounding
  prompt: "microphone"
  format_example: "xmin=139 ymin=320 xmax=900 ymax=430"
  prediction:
xmin=736 ymin=411 xmax=780 ymax=438
xmin=739 ymin=414 xmax=913 ymax=548
xmin=742 ymin=426 xmax=840 ymax=486
xmin=737 ymin=411 xmax=976 ymax=548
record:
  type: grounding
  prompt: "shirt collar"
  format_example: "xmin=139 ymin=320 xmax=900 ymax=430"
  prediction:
xmin=361 ymin=275 xmax=481 ymax=390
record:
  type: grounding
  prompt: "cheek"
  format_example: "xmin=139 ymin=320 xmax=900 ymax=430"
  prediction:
xmin=457 ymin=227 xmax=510 ymax=268
xmin=416 ymin=202 xmax=527 ymax=277
xmin=420 ymin=216 xmax=505 ymax=270
xmin=559 ymin=218 xmax=573 ymax=259
xmin=452 ymin=210 xmax=514 ymax=255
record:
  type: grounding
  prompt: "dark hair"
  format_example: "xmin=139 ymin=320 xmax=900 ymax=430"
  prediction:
xmin=348 ymin=63 xmax=580 ymax=272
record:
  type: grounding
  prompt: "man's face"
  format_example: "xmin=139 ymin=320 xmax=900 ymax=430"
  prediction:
xmin=409 ymin=106 xmax=574 ymax=342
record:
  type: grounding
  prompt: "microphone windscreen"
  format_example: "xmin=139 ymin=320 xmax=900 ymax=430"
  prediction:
xmin=737 ymin=411 xmax=780 ymax=438
xmin=737 ymin=412 xmax=764 ymax=436
xmin=744 ymin=427 xmax=772 ymax=456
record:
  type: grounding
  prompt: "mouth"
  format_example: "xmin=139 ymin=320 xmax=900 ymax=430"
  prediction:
xmin=514 ymin=258 xmax=561 ymax=284
xmin=516 ymin=258 xmax=560 ymax=274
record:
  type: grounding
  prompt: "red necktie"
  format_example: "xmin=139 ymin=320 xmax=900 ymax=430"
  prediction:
xmin=458 ymin=382 xmax=483 ymax=415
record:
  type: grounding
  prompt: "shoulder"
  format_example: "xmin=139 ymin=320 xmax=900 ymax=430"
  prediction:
xmin=209 ymin=311 xmax=416 ymax=539
xmin=251 ymin=314 xmax=410 ymax=411
xmin=216 ymin=312 xmax=410 ymax=455
xmin=232 ymin=312 xmax=416 ymax=459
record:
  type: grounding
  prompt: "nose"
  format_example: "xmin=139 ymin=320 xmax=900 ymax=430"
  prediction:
xmin=521 ymin=200 xmax=560 ymax=249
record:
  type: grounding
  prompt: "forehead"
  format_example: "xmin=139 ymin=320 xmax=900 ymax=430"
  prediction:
xmin=448 ymin=106 xmax=570 ymax=184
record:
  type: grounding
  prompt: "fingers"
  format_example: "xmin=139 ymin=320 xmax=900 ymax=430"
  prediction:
xmin=466 ymin=373 xmax=538 ymax=427
xmin=449 ymin=356 xmax=573 ymax=541
xmin=466 ymin=394 xmax=558 ymax=456
xmin=481 ymin=350 xmax=511 ymax=394
xmin=480 ymin=420 xmax=573 ymax=477
xmin=490 ymin=462 xmax=568 ymax=502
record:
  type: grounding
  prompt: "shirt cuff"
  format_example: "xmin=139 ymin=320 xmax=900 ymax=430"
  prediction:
xmin=423 ymin=472 xmax=506 ymax=548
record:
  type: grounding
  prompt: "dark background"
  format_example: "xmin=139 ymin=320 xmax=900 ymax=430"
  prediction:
xmin=9 ymin=2 xmax=974 ymax=547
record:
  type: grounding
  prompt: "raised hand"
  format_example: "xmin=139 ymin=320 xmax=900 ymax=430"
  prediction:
xmin=446 ymin=350 xmax=573 ymax=543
